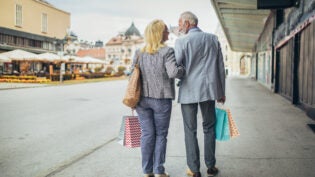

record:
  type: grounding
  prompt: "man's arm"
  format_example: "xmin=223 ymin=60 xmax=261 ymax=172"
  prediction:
xmin=174 ymin=39 xmax=184 ymax=65
xmin=217 ymin=40 xmax=226 ymax=103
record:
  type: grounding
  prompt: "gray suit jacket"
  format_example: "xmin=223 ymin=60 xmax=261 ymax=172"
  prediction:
xmin=132 ymin=46 xmax=185 ymax=100
xmin=174 ymin=27 xmax=225 ymax=104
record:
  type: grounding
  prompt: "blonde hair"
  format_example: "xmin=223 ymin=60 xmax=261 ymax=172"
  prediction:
xmin=141 ymin=19 xmax=166 ymax=54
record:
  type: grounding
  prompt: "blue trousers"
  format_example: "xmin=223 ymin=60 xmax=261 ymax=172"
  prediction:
xmin=136 ymin=97 xmax=172 ymax=174
xmin=181 ymin=100 xmax=216 ymax=173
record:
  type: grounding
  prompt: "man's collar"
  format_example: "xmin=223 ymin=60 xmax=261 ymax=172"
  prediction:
xmin=188 ymin=27 xmax=201 ymax=33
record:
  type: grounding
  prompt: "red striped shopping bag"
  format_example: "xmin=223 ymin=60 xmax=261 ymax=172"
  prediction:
xmin=118 ymin=114 xmax=141 ymax=148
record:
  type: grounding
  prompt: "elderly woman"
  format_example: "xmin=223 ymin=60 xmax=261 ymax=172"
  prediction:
xmin=132 ymin=19 xmax=185 ymax=177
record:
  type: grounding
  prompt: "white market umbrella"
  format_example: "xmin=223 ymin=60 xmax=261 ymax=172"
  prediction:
xmin=0 ymin=53 xmax=11 ymax=62
xmin=82 ymin=56 xmax=105 ymax=64
xmin=38 ymin=52 xmax=66 ymax=62
xmin=1 ymin=49 xmax=40 ymax=61
xmin=65 ymin=56 xmax=88 ymax=64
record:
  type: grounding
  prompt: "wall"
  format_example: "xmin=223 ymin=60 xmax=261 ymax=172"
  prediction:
xmin=273 ymin=0 xmax=315 ymax=109
xmin=299 ymin=21 xmax=315 ymax=107
xmin=257 ymin=51 xmax=272 ymax=88
xmin=278 ymin=39 xmax=294 ymax=100
xmin=0 ymin=0 xmax=70 ymax=40
xmin=255 ymin=14 xmax=275 ymax=88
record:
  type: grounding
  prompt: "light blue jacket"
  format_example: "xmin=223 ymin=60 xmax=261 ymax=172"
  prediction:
xmin=174 ymin=27 xmax=225 ymax=104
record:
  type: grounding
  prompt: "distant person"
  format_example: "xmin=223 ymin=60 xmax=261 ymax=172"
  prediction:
xmin=133 ymin=19 xmax=185 ymax=177
xmin=174 ymin=11 xmax=226 ymax=177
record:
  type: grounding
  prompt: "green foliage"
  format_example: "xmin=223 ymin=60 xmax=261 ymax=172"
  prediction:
xmin=94 ymin=67 xmax=103 ymax=73
xmin=117 ymin=66 xmax=126 ymax=72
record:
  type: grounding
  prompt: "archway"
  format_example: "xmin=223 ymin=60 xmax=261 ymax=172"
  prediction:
xmin=239 ymin=54 xmax=251 ymax=75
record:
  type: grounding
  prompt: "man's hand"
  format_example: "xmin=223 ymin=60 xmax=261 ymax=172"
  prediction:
xmin=217 ymin=96 xmax=226 ymax=104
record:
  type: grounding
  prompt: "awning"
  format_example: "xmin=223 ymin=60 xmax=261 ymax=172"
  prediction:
xmin=210 ymin=0 xmax=270 ymax=52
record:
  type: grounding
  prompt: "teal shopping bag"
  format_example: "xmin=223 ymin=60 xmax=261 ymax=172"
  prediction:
xmin=215 ymin=108 xmax=230 ymax=141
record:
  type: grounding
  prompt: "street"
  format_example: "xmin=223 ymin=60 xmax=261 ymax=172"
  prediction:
xmin=0 ymin=77 xmax=315 ymax=177
xmin=0 ymin=80 xmax=131 ymax=177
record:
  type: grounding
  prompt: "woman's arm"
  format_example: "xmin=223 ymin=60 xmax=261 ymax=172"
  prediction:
xmin=164 ymin=48 xmax=185 ymax=79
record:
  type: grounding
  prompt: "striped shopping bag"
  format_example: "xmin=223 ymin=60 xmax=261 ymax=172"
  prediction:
xmin=226 ymin=108 xmax=240 ymax=138
xmin=117 ymin=115 xmax=141 ymax=148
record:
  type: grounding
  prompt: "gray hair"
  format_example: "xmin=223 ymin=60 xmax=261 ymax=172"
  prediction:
xmin=180 ymin=11 xmax=198 ymax=26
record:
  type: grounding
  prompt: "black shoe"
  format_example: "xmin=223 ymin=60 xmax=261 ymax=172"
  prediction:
xmin=193 ymin=172 xmax=201 ymax=177
xmin=207 ymin=167 xmax=218 ymax=176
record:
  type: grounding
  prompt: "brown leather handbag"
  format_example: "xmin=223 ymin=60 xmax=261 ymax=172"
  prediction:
xmin=122 ymin=56 xmax=141 ymax=108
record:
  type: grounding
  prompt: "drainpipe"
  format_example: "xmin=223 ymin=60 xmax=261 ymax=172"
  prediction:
xmin=271 ymin=27 xmax=275 ymax=91
xmin=255 ymin=53 xmax=258 ymax=81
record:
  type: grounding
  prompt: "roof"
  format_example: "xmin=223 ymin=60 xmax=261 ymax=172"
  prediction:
xmin=105 ymin=36 xmax=123 ymax=46
xmin=34 ymin=0 xmax=70 ymax=15
xmin=125 ymin=22 xmax=141 ymax=36
xmin=76 ymin=48 xmax=105 ymax=59
xmin=210 ymin=0 xmax=270 ymax=52
xmin=38 ymin=0 xmax=52 ymax=5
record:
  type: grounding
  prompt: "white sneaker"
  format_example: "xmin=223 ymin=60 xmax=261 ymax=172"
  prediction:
xmin=144 ymin=173 xmax=154 ymax=177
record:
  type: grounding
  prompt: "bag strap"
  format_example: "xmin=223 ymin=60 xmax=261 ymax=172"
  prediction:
xmin=135 ymin=53 xmax=140 ymax=67
xmin=130 ymin=53 xmax=140 ymax=74
xmin=131 ymin=109 xmax=135 ymax=115
xmin=130 ymin=54 xmax=140 ymax=112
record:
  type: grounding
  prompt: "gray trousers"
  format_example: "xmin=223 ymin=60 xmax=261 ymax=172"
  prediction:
xmin=136 ymin=97 xmax=172 ymax=174
xmin=181 ymin=100 xmax=216 ymax=173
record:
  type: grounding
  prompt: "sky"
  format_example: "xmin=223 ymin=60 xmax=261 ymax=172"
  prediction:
xmin=48 ymin=0 xmax=219 ymax=43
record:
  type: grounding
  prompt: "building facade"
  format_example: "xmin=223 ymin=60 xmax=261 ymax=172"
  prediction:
xmin=105 ymin=22 xmax=144 ymax=68
xmin=0 ymin=0 xmax=70 ymax=54
xmin=250 ymin=0 xmax=315 ymax=111
xmin=271 ymin=0 xmax=315 ymax=111
xmin=211 ymin=0 xmax=315 ymax=115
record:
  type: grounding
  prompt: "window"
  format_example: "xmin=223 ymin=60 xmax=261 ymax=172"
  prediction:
xmin=15 ymin=4 xmax=22 ymax=27
xmin=42 ymin=13 xmax=48 ymax=33
xmin=16 ymin=37 xmax=24 ymax=46
xmin=43 ymin=42 xmax=49 ymax=49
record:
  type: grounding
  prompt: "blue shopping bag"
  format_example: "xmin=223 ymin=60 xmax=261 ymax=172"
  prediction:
xmin=215 ymin=108 xmax=230 ymax=141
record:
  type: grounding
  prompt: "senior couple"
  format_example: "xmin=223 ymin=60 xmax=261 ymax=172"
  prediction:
xmin=132 ymin=11 xmax=226 ymax=177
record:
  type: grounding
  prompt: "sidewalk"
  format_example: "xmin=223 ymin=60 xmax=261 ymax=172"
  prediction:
xmin=0 ymin=83 xmax=48 ymax=90
xmin=0 ymin=77 xmax=127 ymax=90
xmin=48 ymin=77 xmax=315 ymax=177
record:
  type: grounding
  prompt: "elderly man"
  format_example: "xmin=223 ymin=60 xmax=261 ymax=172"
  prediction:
xmin=174 ymin=11 xmax=226 ymax=177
